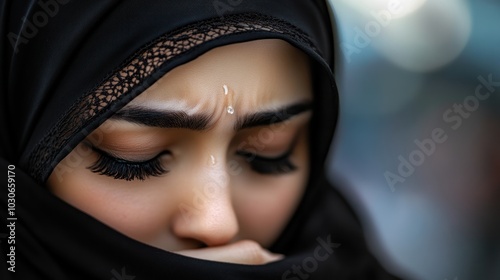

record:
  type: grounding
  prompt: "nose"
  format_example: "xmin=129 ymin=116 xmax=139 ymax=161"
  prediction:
xmin=171 ymin=162 xmax=239 ymax=247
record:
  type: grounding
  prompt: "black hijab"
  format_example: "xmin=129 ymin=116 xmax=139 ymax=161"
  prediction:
xmin=0 ymin=1 xmax=403 ymax=279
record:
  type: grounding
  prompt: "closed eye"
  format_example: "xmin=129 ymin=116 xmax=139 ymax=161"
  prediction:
xmin=87 ymin=145 xmax=170 ymax=181
xmin=236 ymin=149 xmax=297 ymax=175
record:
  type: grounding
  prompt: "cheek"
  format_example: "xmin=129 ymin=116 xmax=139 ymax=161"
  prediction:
xmin=47 ymin=153 xmax=179 ymax=243
xmin=233 ymin=175 xmax=306 ymax=246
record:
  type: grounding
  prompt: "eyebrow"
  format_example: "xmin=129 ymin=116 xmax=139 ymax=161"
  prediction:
xmin=112 ymin=109 xmax=210 ymax=130
xmin=111 ymin=101 xmax=312 ymax=131
xmin=234 ymin=102 xmax=312 ymax=130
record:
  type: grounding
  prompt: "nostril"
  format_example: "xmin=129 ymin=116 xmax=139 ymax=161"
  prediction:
xmin=172 ymin=237 xmax=208 ymax=251
xmin=184 ymin=238 xmax=207 ymax=250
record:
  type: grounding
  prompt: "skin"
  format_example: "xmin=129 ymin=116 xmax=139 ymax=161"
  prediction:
xmin=47 ymin=39 xmax=312 ymax=265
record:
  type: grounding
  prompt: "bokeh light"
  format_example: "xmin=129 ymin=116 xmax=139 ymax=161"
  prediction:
xmin=373 ymin=0 xmax=472 ymax=72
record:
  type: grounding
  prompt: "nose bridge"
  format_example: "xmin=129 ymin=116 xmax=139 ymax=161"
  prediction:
xmin=172 ymin=148 xmax=239 ymax=246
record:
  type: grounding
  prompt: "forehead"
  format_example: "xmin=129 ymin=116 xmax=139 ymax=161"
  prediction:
xmin=127 ymin=39 xmax=312 ymax=113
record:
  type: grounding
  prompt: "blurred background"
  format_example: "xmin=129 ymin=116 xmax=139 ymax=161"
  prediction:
xmin=327 ymin=0 xmax=500 ymax=279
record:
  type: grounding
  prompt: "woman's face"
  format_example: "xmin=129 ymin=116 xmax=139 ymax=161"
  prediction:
xmin=48 ymin=39 xmax=312 ymax=263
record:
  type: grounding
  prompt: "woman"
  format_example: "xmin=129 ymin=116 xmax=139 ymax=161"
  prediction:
xmin=0 ymin=0 xmax=403 ymax=279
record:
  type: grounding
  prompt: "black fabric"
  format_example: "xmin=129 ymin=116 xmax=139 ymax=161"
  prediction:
xmin=0 ymin=0 xmax=403 ymax=279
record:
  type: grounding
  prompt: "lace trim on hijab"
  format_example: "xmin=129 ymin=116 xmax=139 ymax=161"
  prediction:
xmin=28 ymin=13 xmax=317 ymax=183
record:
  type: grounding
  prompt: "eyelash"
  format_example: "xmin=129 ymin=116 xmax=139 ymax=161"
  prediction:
xmin=236 ymin=150 xmax=297 ymax=175
xmin=88 ymin=146 xmax=296 ymax=181
xmin=88 ymin=147 xmax=168 ymax=181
